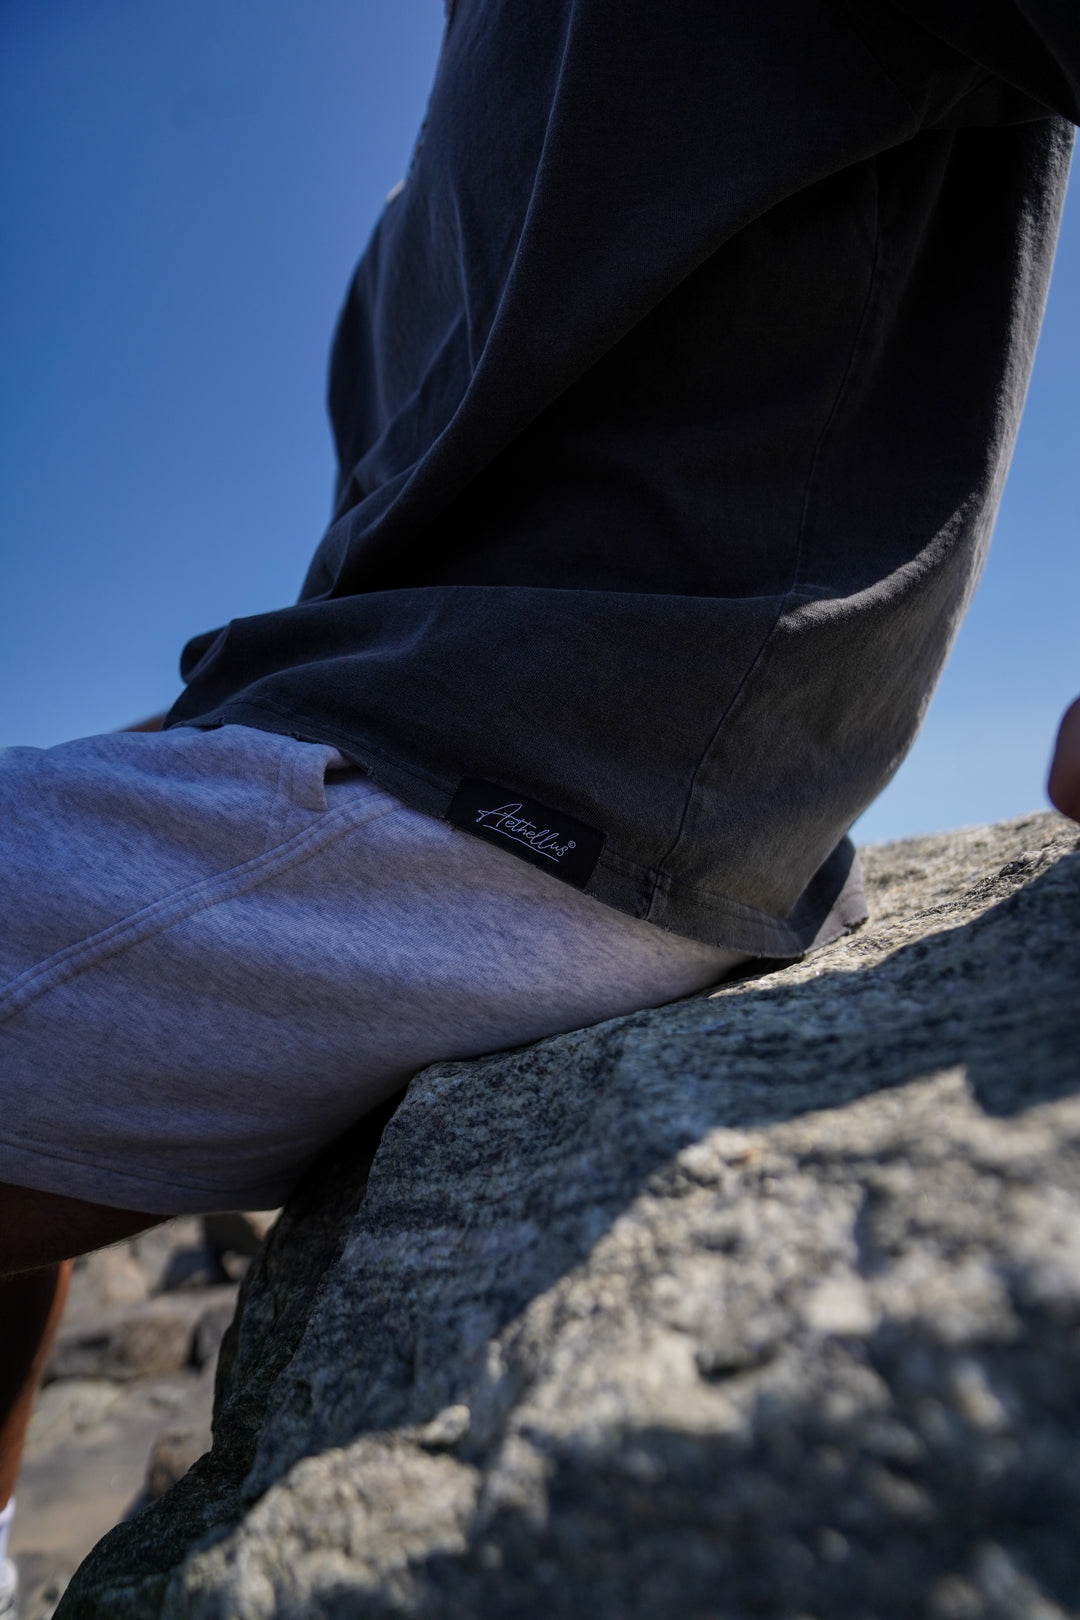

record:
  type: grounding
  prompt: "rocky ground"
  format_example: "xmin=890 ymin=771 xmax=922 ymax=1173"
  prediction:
xmin=10 ymin=1214 xmax=276 ymax=1620
xmin=14 ymin=810 xmax=1080 ymax=1619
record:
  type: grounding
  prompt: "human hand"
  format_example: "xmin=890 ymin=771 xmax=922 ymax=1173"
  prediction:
xmin=1047 ymin=696 xmax=1080 ymax=821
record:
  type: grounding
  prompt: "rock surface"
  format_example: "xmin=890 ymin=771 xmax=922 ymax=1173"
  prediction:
xmin=56 ymin=811 xmax=1080 ymax=1620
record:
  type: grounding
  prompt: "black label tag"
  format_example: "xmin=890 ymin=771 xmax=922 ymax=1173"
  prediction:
xmin=447 ymin=779 xmax=605 ymax=889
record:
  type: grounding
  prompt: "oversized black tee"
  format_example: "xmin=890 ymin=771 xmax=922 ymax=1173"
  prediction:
xmin=167 ymin=0 xmax=1077 ymax=955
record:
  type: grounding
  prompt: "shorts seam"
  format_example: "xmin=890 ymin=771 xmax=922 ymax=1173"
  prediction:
xmin=262 ymin=746 xmax=291 ymax=855
xmin=0 ymin=791 xmax=399 ymax=1030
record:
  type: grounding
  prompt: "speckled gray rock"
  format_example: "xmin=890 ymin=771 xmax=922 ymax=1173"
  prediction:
xmin=58 ymin=812 xmax=1080 ymax=1620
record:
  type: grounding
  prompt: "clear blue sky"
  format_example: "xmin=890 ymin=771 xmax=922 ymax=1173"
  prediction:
xmin=2 ymin=0 xmax=1077 ymax=844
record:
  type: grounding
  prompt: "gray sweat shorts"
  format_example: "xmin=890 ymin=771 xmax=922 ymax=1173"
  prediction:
xmin=0 ymin=725 xmax=744 ymax=1214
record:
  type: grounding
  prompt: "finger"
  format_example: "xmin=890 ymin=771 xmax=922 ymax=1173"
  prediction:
xmin=1047 ymin=696 xmax=1080 ymax=821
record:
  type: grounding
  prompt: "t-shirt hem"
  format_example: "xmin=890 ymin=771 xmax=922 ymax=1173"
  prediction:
xmin=168 ymin=701 xmax=868 ymax=960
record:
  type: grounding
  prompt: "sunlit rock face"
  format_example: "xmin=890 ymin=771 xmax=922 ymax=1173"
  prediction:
xmin=59 ymin=812 xmax=1080 ymax=1620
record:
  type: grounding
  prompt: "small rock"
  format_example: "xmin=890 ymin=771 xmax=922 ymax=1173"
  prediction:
xmin=12 ymin=1554 xmax=71 ymax=1620
xmin=45 ymin=1286 xmax=238 ymax=1383
xmin=191 ymin=1297 xmax=241 ymax=1370
xmin=144 ymin=1424 xmax=211 ymax=1502
xmin=25 ymin=1381 xmax=123 ymax=1448
xmin=79 ymin=1250 xmax=149 ymax=1308
xmin=143 ymin=1374 xmax=215 ymax=1504
xmin=130 ymin=1220 xmax=205 ymax=1293
xmin=202 ymin=1210 xmax=279 ymax=1263
xmin=158 ymin=1245 xmax=229 ymax=1293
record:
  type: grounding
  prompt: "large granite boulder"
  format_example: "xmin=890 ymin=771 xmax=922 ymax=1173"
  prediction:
xmin=58 ymin=811 xmax=1080 ymax=1620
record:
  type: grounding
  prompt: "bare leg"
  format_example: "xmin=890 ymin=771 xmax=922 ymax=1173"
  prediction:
xmin=0 ymin=1262 xmax=72 ymax=1512
xmin=0 ymin=1183 xmax=159 ymax=1278
xmin=0 ymin=1183 xmax=159 ymax=1594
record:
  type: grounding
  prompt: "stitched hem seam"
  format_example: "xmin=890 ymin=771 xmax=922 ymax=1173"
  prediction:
xmin=0 ymin=792 xmax=399 ymax=1029
xmin=192 ymin=700 xmax=854 ymax=950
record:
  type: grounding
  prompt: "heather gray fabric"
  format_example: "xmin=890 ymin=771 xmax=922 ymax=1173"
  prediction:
xmin=0 ymin=726 xmax=744 ymax=1214
xmin=167 ymin=0 xmax=1075 ymax=954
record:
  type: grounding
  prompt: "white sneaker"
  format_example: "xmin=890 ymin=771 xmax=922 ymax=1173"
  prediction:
xmin=0 ymin=1556 xmax=16 ymax=1618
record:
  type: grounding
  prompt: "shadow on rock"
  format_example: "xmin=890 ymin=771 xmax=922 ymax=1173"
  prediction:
xmin=56 ymin=817 xmax=1080 ymax=1619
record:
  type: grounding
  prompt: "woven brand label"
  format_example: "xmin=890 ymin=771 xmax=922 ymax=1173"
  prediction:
xmin=447 ymin=779 xmax=605 ymax=889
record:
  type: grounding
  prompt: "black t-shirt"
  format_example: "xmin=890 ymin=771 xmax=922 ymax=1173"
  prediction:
xmin=167 ymin=0 xmax=1076 ymax=955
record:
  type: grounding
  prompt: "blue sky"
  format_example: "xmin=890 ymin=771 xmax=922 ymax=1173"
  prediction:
xmin=2 ymin=0 xmax=1077 ymax=844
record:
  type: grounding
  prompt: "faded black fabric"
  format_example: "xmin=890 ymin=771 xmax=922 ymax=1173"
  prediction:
xmin=167 ymin=0 xmax=1075 ymax=956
